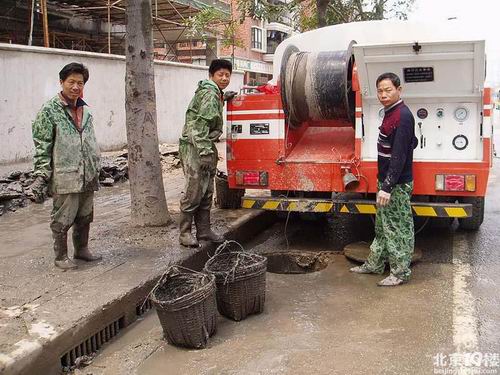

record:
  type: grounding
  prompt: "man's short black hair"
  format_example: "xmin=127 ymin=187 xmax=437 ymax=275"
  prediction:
xmin=376 ymin=72 xmax=401 ymax=88
xmin=209 ymin=59 xmax=232 ymax=76
xmin=59 ymin=62 xmax=89 ymax=83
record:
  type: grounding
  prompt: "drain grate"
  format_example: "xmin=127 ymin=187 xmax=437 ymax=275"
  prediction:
xmin=136 ymin=298 xmax=153 ymax=316
xmin=60 ymin=316 xmax=125 ymax=369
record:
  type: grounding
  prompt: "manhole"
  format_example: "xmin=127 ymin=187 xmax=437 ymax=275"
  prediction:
xmin=343 ymin=241 xmax=423 ymax=264
xmin=263 ymin=251 xmax=330 ymax=274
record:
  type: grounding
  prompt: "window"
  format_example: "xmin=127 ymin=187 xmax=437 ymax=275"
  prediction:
xmin=266 ymin=30 xmax=287 ymax=54
xmin=251 ymin=27 xmax=264 ymax=51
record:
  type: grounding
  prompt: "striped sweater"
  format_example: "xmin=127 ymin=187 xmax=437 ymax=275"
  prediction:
xmin=377 ymin=100 xmax=417 ymax=193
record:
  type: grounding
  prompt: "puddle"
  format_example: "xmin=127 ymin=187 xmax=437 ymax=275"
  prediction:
xmin=263 ymin=251 xmax=330 ymax=274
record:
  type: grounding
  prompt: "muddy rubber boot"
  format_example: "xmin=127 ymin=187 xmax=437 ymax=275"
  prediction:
xmin=179 ymin=212 xmax=199 ymax=247
xmin=377 ymin=275 xmax=406 ymax=287
xmin=73 ymin=223 xmax=102 ymax=262
xmin=53 ymin=231 xmax=77 ymax=270
xmin=195 ymin=210 xmax=224 ymax=243
xmin=349 ymin=265 xmax=375 ymax=274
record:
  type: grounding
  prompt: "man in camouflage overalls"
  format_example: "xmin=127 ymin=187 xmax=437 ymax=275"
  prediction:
xmin=30 ymin=62 xmax=101 ymax=270
xmin=350 ymin=72 xmax=417 ymax=286
xmin=178 ymin=59 xmax=234 ymax=247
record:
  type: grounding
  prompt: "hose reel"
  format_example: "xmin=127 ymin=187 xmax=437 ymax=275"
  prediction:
xmin=280 ymin=41 xmax=356 ymax=128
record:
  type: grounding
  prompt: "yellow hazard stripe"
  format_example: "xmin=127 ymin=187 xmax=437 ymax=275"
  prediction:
xmin=340 ymin=205 xmax=349 ymax=213
xmin=262 ymin=200 xmax=280 ymax=210
xmin=444 ymin=207 xmax=468 ymax=218
xmin=314 ymin=203 xmax=333 ymax=212
xmin=241 ymin=198 xmax=471 ymax=218
xmin=413 ymin=206 xmax=437 ymax=217
xmin=355 ymin=204 xmax=377 ymax=214
xmin=242 ymin=199 xmax=255 ymax=209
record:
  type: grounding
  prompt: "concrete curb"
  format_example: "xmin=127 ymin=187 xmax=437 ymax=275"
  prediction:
xmin=1 ymin=210 xmax=275 ymax=375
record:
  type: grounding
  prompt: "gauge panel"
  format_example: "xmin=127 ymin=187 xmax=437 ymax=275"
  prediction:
xmin=452 ymin=134 xmax=469 ymax=150
xmin=454 ymin=107 xmax=469 ymax=122
xmin=417 ymin=108 xmax=428 ymax=119
xmin=366 ymin=103 xmax=477 ymax=161
xmin=378 ymin=108 xmax=385 ymax=119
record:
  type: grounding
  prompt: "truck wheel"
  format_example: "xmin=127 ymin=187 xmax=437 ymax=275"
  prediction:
xmin=458 ymin=197 xmax=484 ymax=231
xmin=215 ymin=171 xmax=245 ymax=209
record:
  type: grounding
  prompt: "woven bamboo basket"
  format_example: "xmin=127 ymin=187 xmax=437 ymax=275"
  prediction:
xmin=204 ymin=252 xmax=267 ymax=321
xmin=150 ymin=266 xmax=217 ymax=349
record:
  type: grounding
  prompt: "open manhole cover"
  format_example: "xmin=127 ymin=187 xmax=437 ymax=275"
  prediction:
xmin=263 ymin=251 xmax=330 ymax=274
xmin=343 ymin=241 xmax=423 ymax=264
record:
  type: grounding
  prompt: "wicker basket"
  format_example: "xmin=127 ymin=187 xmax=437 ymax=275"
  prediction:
xmin=204 ymin=252 xmax=267 ymax=321
xmin=150 ymin=266 xmax=217 ymax=349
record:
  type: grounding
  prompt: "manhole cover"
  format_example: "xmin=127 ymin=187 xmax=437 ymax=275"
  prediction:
xmin=343 ymin=241 xmax=423 ymax=264
xmin=263 ymin=251 xmax=330 ymax=274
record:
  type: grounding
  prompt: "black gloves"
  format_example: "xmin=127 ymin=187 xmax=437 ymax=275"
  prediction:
xmin=200 ymin=154 xmax=213 ymax=172
xmin=29 ymin=176 xmax=48 ymax=203
xmin=223 ymin=91 xmax=237 ymax=102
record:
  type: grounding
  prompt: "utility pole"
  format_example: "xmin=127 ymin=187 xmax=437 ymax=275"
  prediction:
xmin=107 ymin=0 xmax=111 ymax=53
xmin=41 ymin=0 xmax=49 ymax=47
xmin=28 ymin=0 xmax=35 ymax=46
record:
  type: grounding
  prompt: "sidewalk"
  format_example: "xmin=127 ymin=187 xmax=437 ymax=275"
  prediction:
xmin=0 ymin=142 xmax=270 ymax=374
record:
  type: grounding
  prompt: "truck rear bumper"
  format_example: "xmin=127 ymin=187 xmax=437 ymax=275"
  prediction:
xmin=241 ymin=196 xmax=472 ymax=218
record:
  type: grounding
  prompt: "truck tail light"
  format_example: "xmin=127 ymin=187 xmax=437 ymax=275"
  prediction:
xmin=465 ymin=175 xmax=476 ymax=192
xmin=235 ymin=171 xmax=268 ymax=186
xmin=435 ymin=175 xmax=445 ymax=191
xmin=435 ymin=174 xmax=476 ymax=192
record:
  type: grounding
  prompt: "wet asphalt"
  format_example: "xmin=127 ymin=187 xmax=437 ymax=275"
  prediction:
xmin=85 ymin=162 xmax=500 ymax=375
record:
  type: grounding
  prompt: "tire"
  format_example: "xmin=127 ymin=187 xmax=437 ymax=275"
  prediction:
xmin=458 ymin=196 xmax=484 ymax=231
xmin=214 ymin=171 xmax=245 ymax=209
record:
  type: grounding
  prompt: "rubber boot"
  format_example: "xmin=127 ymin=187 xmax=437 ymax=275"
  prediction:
xmin=53 ymin=230 xmax=77 ymax=270
xmin=195 ymin=210 xmax=224 ymax=243
xmin=179 ymin=212 xmax=199 ymax=247
xmin=377 ymin=275 xmax=406 ymax=287
xmin=73 ymin=223 xmax=102 ymax=262
xmin=349 ymin=265 xmax=375 ymax=274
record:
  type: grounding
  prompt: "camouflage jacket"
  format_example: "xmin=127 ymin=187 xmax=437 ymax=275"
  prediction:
xmin=179 ymin=79 xmax=223 ymax=156
xmin=32 ymin=95 xmax=101 ymax=194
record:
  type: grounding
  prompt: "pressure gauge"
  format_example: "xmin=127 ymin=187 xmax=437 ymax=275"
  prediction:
xmin=452 ymin=134 xmax=469 ymax=150
xmin=436 ymin=108 xmax=444 ymax=119
xmin=454 ymin=107 xmax=469 ymax=122
xmin=417 ymin=108 xmax=428 ymax=119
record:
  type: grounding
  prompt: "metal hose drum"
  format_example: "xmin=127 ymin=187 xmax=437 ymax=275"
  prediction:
xmin=280 ymin=41 xmax=356 ymax=128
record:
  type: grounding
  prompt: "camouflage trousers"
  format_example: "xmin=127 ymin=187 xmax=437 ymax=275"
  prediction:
xmin=364 ymin=182 xmax=414 ymax=281
xmin=50 ymin=191 xmax=94 ymax=233
xmin=179 ymin=142 xmax=218 ymax=214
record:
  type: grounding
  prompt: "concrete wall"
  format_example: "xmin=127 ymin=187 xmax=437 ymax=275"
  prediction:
xmin=0 ymin=44 xmax=244 ymax=164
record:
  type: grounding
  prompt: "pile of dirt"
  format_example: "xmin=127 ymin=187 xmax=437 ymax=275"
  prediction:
xmin=0 ymin=170 xmax=32 ymax=215
xmin=0 ymin=144 xmax=181 ymax=216
xmin=159 ymin=144 xmax=181 ymax=173
xmin=99 ymin=153 xmax=129 ymax=186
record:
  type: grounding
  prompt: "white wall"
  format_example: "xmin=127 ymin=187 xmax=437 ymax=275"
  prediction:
xmin=0 ymin=44 xmax=243 ymax=163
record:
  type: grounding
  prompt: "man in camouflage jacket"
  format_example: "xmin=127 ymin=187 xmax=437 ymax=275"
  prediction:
xmin=31 ymin=62 xmax=101 ymax=269
xmin=178 ymin=59 xmax=235 ymax=247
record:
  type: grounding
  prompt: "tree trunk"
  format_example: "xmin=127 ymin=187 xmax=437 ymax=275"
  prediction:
xmin=316 ymin=0 xmax=330 ymax=28
xmin=125 ymin=0 xmax=170 ymax=226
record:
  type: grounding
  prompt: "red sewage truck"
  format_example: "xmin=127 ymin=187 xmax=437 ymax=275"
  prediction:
xmin=221 ymin=21 xmax=493 ymax=230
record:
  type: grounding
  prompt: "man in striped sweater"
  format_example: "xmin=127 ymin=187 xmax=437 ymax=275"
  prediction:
xmin=350 ymin=72 xmax=418 ymax=286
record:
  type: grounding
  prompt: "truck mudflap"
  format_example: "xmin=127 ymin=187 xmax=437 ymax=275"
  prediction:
xmin=241 ymin=197 xmax=473 ymax=218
